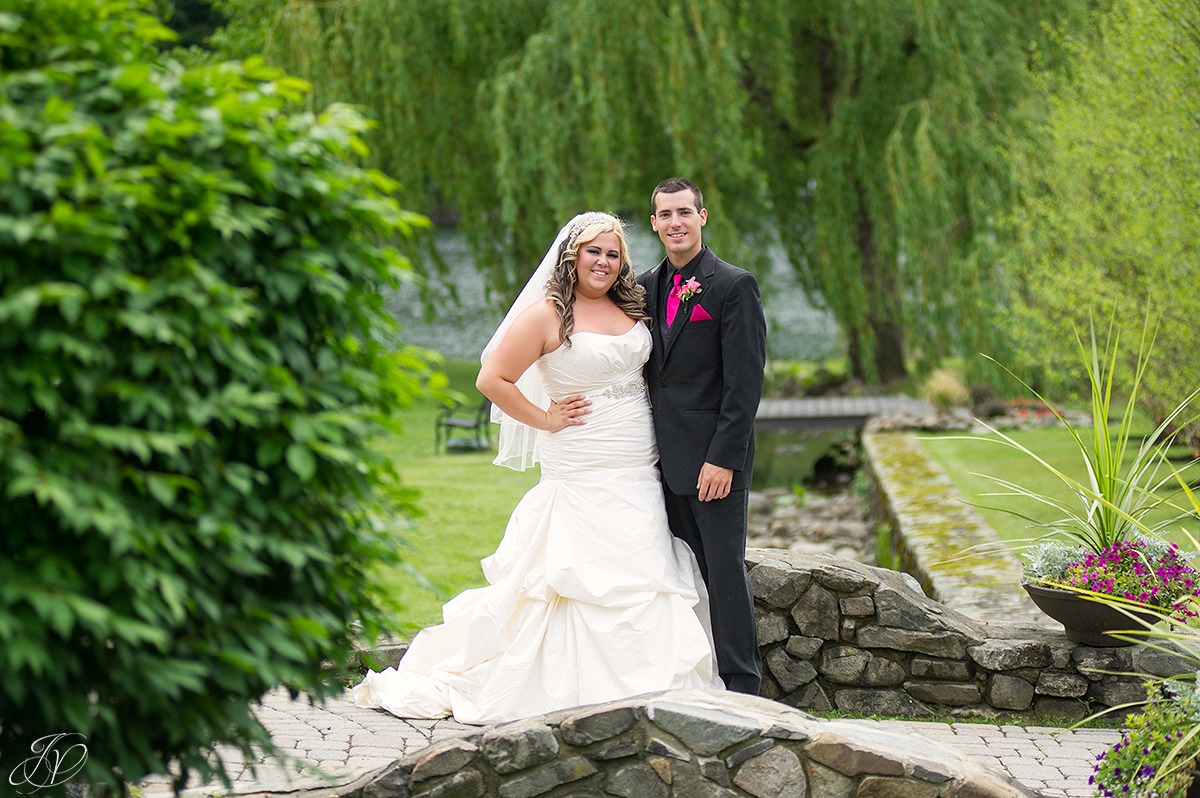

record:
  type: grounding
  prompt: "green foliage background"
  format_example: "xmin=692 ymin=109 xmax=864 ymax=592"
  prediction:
xmin=200 ymin=0 xmax=1200 ymax=440
xmin=199 ymin=0 xmax=1095 ymax=384
xmin=0 ymin=0 xmax=431 ymax=791
xmin=1004 ymin=0 xmax=1200 ymax=450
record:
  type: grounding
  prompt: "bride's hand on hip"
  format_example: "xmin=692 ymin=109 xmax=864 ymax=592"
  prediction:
xmin=543 ymin=394 xmax=590 ymax=432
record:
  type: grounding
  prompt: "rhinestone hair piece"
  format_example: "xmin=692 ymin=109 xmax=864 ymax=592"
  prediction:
xmin=566 ymin=211 xmax=619 ymax=248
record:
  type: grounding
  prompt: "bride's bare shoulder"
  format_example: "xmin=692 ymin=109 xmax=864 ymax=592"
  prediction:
xmin=513 ymin=298 xmax=559 ymax=331
xmin=521 ymin=297 xmax=558 ymax=320
xmin=503 ymin=298 xmax=559 ymax=351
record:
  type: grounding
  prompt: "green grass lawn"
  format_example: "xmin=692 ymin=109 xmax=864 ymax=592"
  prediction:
xmin=374 ymin=359 xmax=537 ymax=635
xmin=918 ymin=425 xmax=1199 ymax=550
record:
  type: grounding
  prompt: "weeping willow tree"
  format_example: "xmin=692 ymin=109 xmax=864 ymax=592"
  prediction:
xmin=745 ymin=2 xmax=1093 ymax=381
xmin=212 ymin=0 xmax=1092 ymax=381
xmin=210 ymin=0 xmax=766 ymax=301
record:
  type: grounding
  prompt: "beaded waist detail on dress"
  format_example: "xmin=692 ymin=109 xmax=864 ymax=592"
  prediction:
xmin=594 ymin=377 xmax=646 ymax=400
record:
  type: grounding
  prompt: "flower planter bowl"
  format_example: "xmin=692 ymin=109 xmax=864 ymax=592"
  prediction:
xmin=1023 ymin=583 xmax=1160 ymax=647
xmin=1190 ymin=770 xmax=1200 ymax=798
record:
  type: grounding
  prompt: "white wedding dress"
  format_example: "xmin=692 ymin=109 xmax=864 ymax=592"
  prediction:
xmin=351 ymin=322 xmax=720 ymax=725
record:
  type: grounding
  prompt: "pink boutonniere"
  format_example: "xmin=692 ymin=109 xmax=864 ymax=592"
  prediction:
xmin=675 ymin=277 xmax=702 ymax=302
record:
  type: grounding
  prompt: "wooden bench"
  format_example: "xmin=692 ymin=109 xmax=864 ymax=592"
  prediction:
xmin=435 ymin=398 xmax=492 ymax=452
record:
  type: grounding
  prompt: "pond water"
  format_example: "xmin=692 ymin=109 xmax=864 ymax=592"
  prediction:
xmin=752 ymin=427 xmax=859 ymax=491
xmin=385 ymin=224 xmax=841 ymax=363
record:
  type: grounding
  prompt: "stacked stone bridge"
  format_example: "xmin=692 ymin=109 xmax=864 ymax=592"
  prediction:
xmin=342 ymin=690 xmax=1034 ymax=798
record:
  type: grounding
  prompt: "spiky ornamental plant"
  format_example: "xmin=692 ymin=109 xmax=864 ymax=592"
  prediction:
xmin=968 ymin=319 xmax=1198 ymax=558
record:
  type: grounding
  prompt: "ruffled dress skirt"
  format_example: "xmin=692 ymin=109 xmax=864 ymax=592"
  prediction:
xmin=350 ymin=325 xmax=720 ymax=724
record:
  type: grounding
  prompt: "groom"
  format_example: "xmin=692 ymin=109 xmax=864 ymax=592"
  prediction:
xmin=638 ymin=178 xmax=767 ymax=695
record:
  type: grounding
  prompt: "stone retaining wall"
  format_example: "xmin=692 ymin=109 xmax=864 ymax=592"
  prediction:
xmin=746 ymin=550 xmax=1188 ymax=721
xmin=342 ymin=689 xmax=1034 ymax=798
xmin=861 ymin=430 xmax=1039 ymax=624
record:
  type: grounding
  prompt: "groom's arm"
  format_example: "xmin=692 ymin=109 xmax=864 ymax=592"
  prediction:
xmin=706 ymin=271 xmax=766 ymax=473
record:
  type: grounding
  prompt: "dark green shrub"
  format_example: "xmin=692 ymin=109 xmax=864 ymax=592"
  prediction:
xmin=0 ymin=1 xmax=427 ymax=792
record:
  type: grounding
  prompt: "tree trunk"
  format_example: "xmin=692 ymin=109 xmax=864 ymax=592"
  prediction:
xmin=871 ymin=317 xmax=908 ymax=384
xmin=856 ymin=185 xmax=908 ymax=384
xmin=847 ymin=326 xmax=866 ymax=382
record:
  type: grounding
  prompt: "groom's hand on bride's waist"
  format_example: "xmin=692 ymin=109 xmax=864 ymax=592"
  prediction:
xmin=697 ymin=463 xmax=732 ymax=501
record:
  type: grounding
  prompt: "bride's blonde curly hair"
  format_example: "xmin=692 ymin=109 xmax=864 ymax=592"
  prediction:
xmin=545 ymin=213 xmax=648 ymax=348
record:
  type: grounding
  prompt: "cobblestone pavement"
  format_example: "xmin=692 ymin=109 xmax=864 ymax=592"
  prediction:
xmin=869 ymin=718 xmax=1116 ymax=798
xmin=136 ymin=689 xmax=1119 ymax=797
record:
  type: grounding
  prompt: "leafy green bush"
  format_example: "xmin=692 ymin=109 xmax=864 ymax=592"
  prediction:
xmin=0 ymin=1 xmax=428 ymax=792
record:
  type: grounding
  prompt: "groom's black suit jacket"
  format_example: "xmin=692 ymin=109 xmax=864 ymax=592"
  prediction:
xmin=638 ymin=246 xmax=767 ymax=495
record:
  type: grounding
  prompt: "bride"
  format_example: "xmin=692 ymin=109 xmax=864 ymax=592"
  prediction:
xmin=351 ymin=212 xmax=721 ymax=725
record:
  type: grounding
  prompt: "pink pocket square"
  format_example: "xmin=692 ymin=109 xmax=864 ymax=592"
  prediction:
xmin=689 ymin=305 xmax=713 ymax=322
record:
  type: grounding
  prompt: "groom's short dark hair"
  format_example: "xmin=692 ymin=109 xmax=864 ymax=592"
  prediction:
xmin=651 ymin=178 xmax=703 ymax=215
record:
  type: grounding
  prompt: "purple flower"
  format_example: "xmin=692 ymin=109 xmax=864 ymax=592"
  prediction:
xmin=1061 ymin=539 xmax=1200 ymax=614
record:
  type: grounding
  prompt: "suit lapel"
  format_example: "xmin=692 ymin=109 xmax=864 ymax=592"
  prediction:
xmin=644 ymin=259 xmax=669 ymax=367
xmin=644 ymin=261 xmax=663 ymax=322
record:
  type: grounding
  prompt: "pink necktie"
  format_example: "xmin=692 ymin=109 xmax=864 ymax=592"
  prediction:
xmin=666 ymin=272 xmax=682 ymax=326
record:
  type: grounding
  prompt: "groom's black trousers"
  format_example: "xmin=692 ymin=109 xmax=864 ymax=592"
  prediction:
xmin=662 ymin=487 xmax=762 ymax=695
